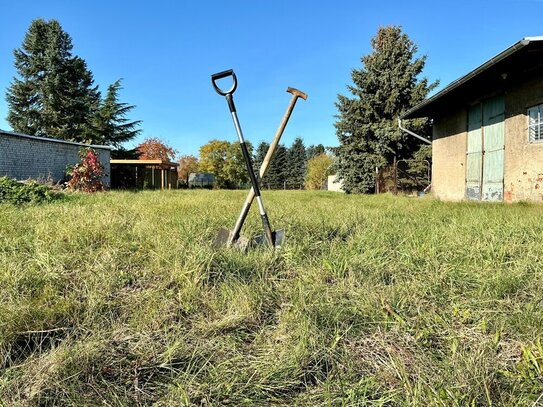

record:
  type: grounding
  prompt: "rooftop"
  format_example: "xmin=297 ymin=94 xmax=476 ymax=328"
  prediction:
xmin=110 ymin=159 xmax=179 ymax=167
xmin=0 ymin=129 xmax=113 ymax=150
xmin=402 ymin=37 xmax=543 ymax=119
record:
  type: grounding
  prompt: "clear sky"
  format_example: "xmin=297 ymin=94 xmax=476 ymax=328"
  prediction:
xmin=1 ymin=0 xmax=542 ymax=157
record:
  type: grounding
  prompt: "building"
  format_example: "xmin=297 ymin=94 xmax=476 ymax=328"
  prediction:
xmin=110 ymin=159 xmax=178 ymax=189
xmin=402 ymin=37 xmax=543 ymax=202
xmin=0 ymin=129 xmax=111 ymax=186
xmin=188 ymin=172 xmax=215 ymax=189
xmin=327 ymin=174 xmax=344 ymax=192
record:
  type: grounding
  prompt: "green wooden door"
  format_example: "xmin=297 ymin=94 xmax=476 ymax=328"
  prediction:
xmin=481 ymin=95 xmax=505 ymax=201
xmin=465 ymin=95 xmax=505 ymax=201
xmin=466 ymin=104 xmax=483 ymax=200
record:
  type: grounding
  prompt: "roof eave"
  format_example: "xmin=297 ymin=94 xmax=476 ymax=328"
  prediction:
xmin=402 ymin=37 xmax=539 ymax=119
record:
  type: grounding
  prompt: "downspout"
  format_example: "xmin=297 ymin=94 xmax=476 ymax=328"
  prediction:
xmin=397 ymin=118 xmax=431 ymax=144
xmin=397 ymin=118 xmax=432 ymax=193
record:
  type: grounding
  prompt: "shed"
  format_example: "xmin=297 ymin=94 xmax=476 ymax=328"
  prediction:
xmin=327 ymin=174 xmax=344 ymax=192
xmin=0 ymin=129 xmax=111 ymax=186
xmin=188 ymin=172 xmax=215 ymax=189
xmin=110 ymin=159 xmax=178 ymax=189
xmin=402 ymin=37 xmax=543 ymax=202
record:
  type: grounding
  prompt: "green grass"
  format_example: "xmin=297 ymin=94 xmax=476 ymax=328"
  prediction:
xmin=1 ymin=190 xmax=543 ymax=405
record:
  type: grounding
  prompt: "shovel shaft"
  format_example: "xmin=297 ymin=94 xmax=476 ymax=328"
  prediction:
xmin=228 ymin=88 xmax=307 ymax=244
xmin=230 ymin=110 xmax=275 ymax=246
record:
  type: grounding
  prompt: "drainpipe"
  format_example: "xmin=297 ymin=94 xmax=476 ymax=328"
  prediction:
xmin=397 ymin=118 xmax=431 ymax=144
xmin=398 ymin=118 xmax=432 ymax=194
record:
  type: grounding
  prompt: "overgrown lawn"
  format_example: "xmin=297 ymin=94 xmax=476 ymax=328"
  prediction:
xmin=1 ymin=190 xmax=543 ymax=405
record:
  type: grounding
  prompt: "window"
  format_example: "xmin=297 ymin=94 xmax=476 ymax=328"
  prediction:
xmin=528 ymin=104 xmax=543 ymax=142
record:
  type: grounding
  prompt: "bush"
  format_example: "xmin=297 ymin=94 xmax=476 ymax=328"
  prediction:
xmin=66 ymin=148 xmax=105 ymax=192
xmin=0 ymin=176 xmax=58 ymax=205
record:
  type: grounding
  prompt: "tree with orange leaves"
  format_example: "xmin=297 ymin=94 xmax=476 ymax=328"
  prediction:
xmin=136 ymin=137 xmax=177 ymax=161
xmin=177 ymin=154 xmax=199 ymax=184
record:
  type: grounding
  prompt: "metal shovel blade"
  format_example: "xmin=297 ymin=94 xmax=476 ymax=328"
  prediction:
xmin=213 ymin=228 xmax=250 ymax=250
xmin=253 ymin=229 xmax=285 ymax=249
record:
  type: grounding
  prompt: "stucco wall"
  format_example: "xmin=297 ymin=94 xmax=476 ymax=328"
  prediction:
xmin=0 ymin=131 xmax=111 ymax=187
xmin=503 ymin=78 xmax=543 ymax=202
xmin=431 ymin=108 xmax=467 ymax=201
xmin=327 ymin=174 xmax=344 ymax=192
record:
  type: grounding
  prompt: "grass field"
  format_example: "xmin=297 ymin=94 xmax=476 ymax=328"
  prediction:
xmin=1 ymin=190 xmax=543 ymax=406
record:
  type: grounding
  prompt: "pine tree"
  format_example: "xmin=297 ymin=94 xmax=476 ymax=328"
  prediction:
xmin=286 ymin=137 xmax=306 ymax=189
xmin=334 ymin=26 xmax=438 ymax=193
xmin=264 ymin=144 xmax=288 ymax=189
xmin=92 ymin=79 xmax=141 ymax=148
xmin=6 ymin=19 xmax=100 ymax=142
xmin=306 ymin=144 xmax=325 ymax=160
xmin=254 ymin=141 xmax=270 ymax=175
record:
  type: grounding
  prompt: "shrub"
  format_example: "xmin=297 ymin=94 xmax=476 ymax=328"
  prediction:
xmin=66 ymin=148 xmax=105 ymax=192
xmin=0 ymin=176 xmax=58 ymax=205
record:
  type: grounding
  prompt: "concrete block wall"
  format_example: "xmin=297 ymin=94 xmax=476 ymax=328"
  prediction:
xmin=0 ymin=131 xmax=111 ymax=187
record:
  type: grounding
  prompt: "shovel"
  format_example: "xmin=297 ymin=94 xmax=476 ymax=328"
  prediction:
xmin=211 ymin=69 xmax=281 ymax=249
xmin=216 ymin=86 xmax=308 ymax=249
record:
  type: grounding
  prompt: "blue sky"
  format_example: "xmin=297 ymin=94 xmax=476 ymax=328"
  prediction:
xmin=1 ymin=0 xmax=543 ymax=157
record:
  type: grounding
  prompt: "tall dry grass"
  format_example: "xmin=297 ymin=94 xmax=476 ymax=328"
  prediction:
xmin=1 ymin=190 xmax=542 ymax=405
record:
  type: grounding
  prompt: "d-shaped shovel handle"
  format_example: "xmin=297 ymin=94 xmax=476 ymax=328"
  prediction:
xmin=211 ymin=69 xmax=237 ymax=96
xmin=211 ymin=69 xmax=238 ymax=113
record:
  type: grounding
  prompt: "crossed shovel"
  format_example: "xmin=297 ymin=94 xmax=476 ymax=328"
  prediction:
xmin=211 ymin=69 xmax=307 ymax=250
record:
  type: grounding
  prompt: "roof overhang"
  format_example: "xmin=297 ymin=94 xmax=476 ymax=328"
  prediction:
xmin=402 ymin=37 xmax=543 ymax=119
xmin=0 ymin=129 xmax=113 ymax=150
xmin=111 ymin=159 xmax=178 ymax=168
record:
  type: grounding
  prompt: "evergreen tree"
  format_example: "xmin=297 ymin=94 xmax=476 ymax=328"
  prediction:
xmin=264 ymin=144 xmax=288 ymax=189
xmin=306 ymin=144 xmax=325 ymax=160
xmin=286 ymin=137 xmax=306 ymax=189
xmin=254 ymin=141 xmax=270 ymax=175
xmin=6 ymin=19 xmax=100 ymax=142
xmin=92 ymin=79 xmax=141 ymax=148
xmin=334 ymin=26 xmax=438 ymax=193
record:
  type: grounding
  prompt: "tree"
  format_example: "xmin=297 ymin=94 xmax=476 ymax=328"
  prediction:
xmin=66 ymin=148 xmax=105 ymax=192
xmin=91 ymin=79 xmax=141 ymax=148
xmin=198 ymin=139 xmax=251 ymax=188
xmin=305 ymin=153 xmax=333 ymax=190
xmin=264 ymin=144 xmax=288 ymax=189
xmin=177 ymin=155 xmax=199 ymax=184
xmin=224 ymin=141 xmax=251 ymax=188
xmin=286 ymin=137 xmax=306 ymax=189
xmin=253 ymin=141 xmax=270 ymax=174
xmin=334 ymin=26 xmax=438 ymax=193
xmin=306 ymin=144 xmax=325 ymax=160
xmin=199 ymin=139 xmax=229 ymax=188
xmin=136 ymin=137 xmax=177 ymax=161
xmin=398 ymin=144 xmax=432 ymax=191
xmin=6 ymin=19 xmax=100 ymax=142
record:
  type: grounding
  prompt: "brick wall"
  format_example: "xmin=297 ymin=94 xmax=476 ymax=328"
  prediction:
xmin=0 ymin=131 xmax=111 ymax=187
